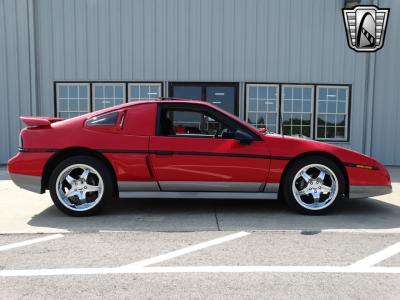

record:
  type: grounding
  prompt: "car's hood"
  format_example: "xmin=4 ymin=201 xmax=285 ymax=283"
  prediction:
xmin=264 ymin=133 xmax=383 ymax=169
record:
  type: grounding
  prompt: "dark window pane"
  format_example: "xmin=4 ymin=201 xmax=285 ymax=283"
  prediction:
xmin=293 ymin=100 xmax=302 ymax=112
xmin=248 ymin=87 xmax=257 ymax=98
xmin=248 ymin=100 xmax=257 ymax=111
xmin=336 ymin=114 xmax=345 ymax=126
xmin=318 ymin=100 xmax=326 ymax=113
xmin=258 ymin=87 xmax=267 ymax=99
xmin=95 ymin=99 xmax=103 ymax=109
xmin=140 ymin=86 xmax=150 ymax=98
xmin=267 ymin=113 xmax=276 ymax=126
xmin=79 ymin=86 xmax=87 ymax=98
xmin=328 ymin=101 xmax=336 ymax=113
xmin=318 ymin=114 xmax=327 ymax=126
xmin=130 ymin=85 xmax=140 ymax=99
xmin=69 ymin=99 xmax=78 ymax=111
xmin=206 ymin=86 xmax=235 ymax=114
xmin=258 ymin=100 xmax=268 ymax=111
xmin=319 ymin=88 xmax=327 ymax=100
xmin=267 ymin=100 xmax=276 ymax=112
xmin=284 ymin=100 xmax=292 ymax=112
xmin=292 ymin=126 xmax=301 ymax=135
xmin=284 ymin=87 xmax=292 ymax=99
xmin=59 ymin=112 xmax=69 ymax=118
xmin=293 ymin=88 xmax=302 ymax=100
xmin=257 ymin=114 xmax=265 ymax=125
xmin=282 ymin=126 xmax=291 ymax=135
xmin=337 ymin=101 xmax=346 ymax=113
xmin=59 ymin=86 xmax=68 ymax=98
xmin=282 ymin=113 xmax=291 ymax=126
xmin=338 ymin=88 xmax=347 ymax=101
xmin=150 ymin=85 xmax=160 ymax=96
xmin=301 ymin=114 xmax=311 ymax=126
xmin=95 ymin=86 xmax=103 ymax=98
xmin=69 ymin=112 xmax=80 ymax=118
xmin=115 ymin=99 xmax=124 ymax=105
xmin=268 ymin=125 xmax=277 ymax=133
xmin=268 ymin=87 xmax=277 ymax=99
xmin=69 ymin=86 xmax=78 ymax=98
xmin=115 ymin=86 xmax=124 ymax=98
xmin=327 ymin=88 xmax=337 ymax=99
xmin=302 ymin=126 xmax=311 ymax=137
xmin=292 ymin=113 xmax=301 ymax=125
xmin=173 ymin=86 xmax=202 ymax=100
xmin=247 ymin=112 xmax=257 ymax=124
xmin=327 ymin=114 xmax=336 ymax=126
xmin=303 ymin=88 xmax=311 ymax=100
xmin=317 ymin=126 xmax=325 ymax=138
xmin=79 ymin=99 xmax=87 ymax=111
xmin=59 ymin=99 xmax=68 ymax=111
xmin=326 ymin=127 xmax=335 ymax=138
xmin=303 ymin=100 xmax=311 ymax=112
xmin=336 ymin=127 xmax=345 ymax=139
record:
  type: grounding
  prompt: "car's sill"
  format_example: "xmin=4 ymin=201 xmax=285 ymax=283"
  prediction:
xmin=119 ymin=191 xmax=278 ymax=200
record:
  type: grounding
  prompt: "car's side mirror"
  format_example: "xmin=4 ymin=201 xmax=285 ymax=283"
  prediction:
xmin=234 ymin=129 xmax=254 ymax=144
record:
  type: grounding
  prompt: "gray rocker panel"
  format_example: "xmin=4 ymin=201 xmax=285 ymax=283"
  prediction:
xmin=119 ymin=191 xmax=277 ymax=200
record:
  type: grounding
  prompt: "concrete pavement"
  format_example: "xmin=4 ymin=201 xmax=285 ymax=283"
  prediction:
xmin=0 ymin=166 xmax=399 ymax=299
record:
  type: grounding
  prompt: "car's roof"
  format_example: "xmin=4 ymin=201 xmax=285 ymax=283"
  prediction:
xmin=89 ymin=99 xmax=216 ymax=116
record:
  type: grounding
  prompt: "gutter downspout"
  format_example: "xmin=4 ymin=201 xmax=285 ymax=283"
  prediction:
xmin=27 ymin=0 xmax=37 ymax=116
xmin=363 ymin=0 xmax=378 ymax=156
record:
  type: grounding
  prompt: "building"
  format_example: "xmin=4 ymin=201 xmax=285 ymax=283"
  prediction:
xmin=0 ymin=0 xmax=399 ymax=165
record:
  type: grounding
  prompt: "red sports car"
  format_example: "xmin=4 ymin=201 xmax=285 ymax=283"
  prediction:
xmin=8 ymin=99 xmax=392 ymax=216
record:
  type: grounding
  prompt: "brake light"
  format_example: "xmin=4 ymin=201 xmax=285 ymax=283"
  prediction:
xmin=18 ymin=133 xmax=24 ymax=150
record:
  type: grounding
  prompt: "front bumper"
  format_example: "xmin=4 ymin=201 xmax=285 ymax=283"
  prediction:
xmin=349 ymin=185 xmax=392 ymax=198
xmin=9 ymin=173 xmax=42 ymax=194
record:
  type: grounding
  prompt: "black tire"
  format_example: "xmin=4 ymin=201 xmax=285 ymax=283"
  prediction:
xmin=49 ymin=155 xmax=114 ymax=216
xmin=281 ymin=155 xmax=346 ymax=215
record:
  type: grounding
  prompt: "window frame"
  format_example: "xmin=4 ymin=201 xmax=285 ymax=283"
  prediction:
xmin=245 ymin=82 xmax=351 ymax=142
xmin=54 ymin=81 xmax=164 ymax=117
xmin=281 ymin=84 xmax=315 ymax=139
xmin=55 ymin=82 xmax=90 ymax=118
xmin=245 ymin=83 xmax=280 ymax=133
xmin=128 ymin=82 xmax=163 ymax=102
xmin=315 ymin=85 xmax=350 ymax=142
xmin=92 ymin=82 xmax=126 ymax=111
xmin=168 ymin=82 xmax=240 ymax=116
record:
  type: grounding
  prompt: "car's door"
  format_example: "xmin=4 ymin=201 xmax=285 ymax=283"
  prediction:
xmin=149 ymin=103 xmax=270 ymax=192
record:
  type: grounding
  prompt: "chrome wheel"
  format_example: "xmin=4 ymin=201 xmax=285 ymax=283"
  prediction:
xmin=292 ymin=164 xmax=338 ymax=211
xmin=55 ymin=164 xmax=104 ymax=212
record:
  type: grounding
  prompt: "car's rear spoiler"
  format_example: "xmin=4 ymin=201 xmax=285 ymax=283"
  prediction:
xmin=20 ymin=116 xmax=64 ymax=127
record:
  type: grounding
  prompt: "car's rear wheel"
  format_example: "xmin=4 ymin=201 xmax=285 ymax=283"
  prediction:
xmin=49 ymin=156 xmax=113 ymax=216
xmin=281 ymin=156 xmax=345 ymax=215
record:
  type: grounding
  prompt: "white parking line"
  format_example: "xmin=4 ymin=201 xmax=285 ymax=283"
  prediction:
xmin=350 ymin=241 xmax=400 ymax=267
xmin=121 ymin=231 xmax=250 ymax=268
xmin=0 ymin=234 xmax=64 ymax=252
xmin=0 ymin=233 xmax=399 ymax=277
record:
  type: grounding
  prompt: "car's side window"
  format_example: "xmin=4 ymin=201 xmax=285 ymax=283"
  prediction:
xmin=86 ymin=111 xmax=119 ymax=126
xmin=158 ymin=106 xmax=236 ymax=139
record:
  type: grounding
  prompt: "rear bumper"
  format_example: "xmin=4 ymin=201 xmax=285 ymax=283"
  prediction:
xmin=9 ymin=173 xmax=42 ymax=194
xmin=349 ymin=185 xmax=392 ymax=198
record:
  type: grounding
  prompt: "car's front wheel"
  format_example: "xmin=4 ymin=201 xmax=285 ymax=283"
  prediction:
xmin=49 ymin=156 xmax=114 ymax=216
xmin=281 ymin=156 xmax=345 ymax=215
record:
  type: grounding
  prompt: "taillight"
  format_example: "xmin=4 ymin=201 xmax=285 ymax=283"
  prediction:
xmin=18 ymin=133 xmax=24 ymax=150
